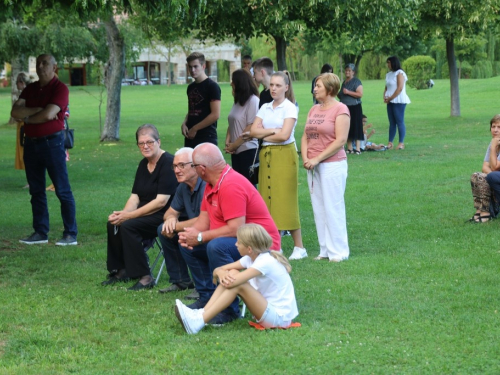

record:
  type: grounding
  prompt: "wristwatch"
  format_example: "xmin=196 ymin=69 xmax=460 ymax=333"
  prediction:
xmin=197 ymin=232 xmax=203 ymax=243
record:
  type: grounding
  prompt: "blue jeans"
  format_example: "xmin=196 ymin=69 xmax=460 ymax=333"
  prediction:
xmin=179 ymin=241 xmax=215 ymax=303
xmin=486 ymin=172 xmax=500 ymax=217
xmin=207 ymin=237 xmax=242 ymax=315
xmin=156 ymin=225 xmax=192 ymax=285
xmin=23 ymin=131 xmax=77 ymax=238
xmin=387 ymin=103 xmax=407 ymax=143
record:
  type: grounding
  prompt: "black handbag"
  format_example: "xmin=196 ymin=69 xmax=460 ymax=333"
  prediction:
xmin=248 ymin=148 xmax=259 ymax=185
xmin=19 ymin=125 xmax=25 ymax=147
xmin=63 ymin=117 xmax=74 ymax=149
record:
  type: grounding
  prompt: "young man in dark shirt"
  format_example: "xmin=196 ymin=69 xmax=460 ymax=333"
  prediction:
xmin=181 ymin=52 xmax=221 ymax=148
xmin=253 ymin=57 xmax=274 ymax=108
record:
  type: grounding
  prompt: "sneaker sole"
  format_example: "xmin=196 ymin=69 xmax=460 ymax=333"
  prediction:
xmin=289 ymin=254 xmax=308 ymax=260
xmin=19 ymin=240 xmax=48 ymax=245
xmin=175 ymin=300 xmax=194 ymax=334
xmin=55 ymin=242 xmax=78 ymax=246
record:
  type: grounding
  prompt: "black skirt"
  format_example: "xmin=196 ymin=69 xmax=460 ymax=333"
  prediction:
xmin=347 ymin=103 xmax=364 ymax=141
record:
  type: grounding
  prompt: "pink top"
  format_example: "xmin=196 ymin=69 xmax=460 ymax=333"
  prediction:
xmin=304 ymin=102 xmax=350 ymax=163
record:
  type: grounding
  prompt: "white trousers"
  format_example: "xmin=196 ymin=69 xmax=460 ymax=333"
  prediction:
xmin=307 ymin=160 xmax=349 ymax=261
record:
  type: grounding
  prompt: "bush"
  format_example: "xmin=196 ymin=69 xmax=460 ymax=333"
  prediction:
xmin=471 ymin=60 xmax=493 ymax=79
xmin=402 ymin=55 xmax=436 ymax=90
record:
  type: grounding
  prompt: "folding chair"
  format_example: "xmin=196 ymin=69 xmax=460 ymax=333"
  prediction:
xmin=143 ymin=238 xmax=166 ymax=286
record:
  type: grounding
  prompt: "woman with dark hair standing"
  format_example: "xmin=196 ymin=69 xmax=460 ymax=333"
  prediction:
xmin=384 ymin=56 xmax=411 ymax=150
xmin=225 ymin=69 xmax=260 ymax=183
xmin=338 ymin=63 xmax=363 ymax=154
xmin=312 ymin=63 xmax=333 ymax=104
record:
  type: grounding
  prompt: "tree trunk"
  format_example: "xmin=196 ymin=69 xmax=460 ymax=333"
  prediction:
xmin=9 ymin=56 xmax=29 ymax=124
xmin=273 ymin=35 xmax=288 ymax=71
xmin=446 ymin=36 xmax=461 ymax=117
xmin=101 ymin=17 xmax=125 ymax=141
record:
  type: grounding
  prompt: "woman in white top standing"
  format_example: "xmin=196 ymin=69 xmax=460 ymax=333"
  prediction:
xmin=244 ymin=71 xmax=307 ymax=261
xmin=384 ymin=56 xmax=411 ymax=150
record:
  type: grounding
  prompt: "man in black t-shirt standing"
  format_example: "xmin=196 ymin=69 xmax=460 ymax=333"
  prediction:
xmin=181 ymin=52 xmax=221 ymax=148
xmin=253 ymin=57 xmax=274 ymax=108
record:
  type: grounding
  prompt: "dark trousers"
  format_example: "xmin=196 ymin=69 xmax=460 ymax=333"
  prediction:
xmin=486 ymin=171 xmax=500 ymax=217
xmin=23 ymin=131 xmax=77 ymax=238
xmin=231 ymin=148 xmax=259 ymax=184
xmin=184 ymin=137 xmax=217 ymax=148
xmin=106 ymin=211 xmax=163 ymax=278
xmin=156 ymin=225 xmax=192 ymax=285
xmin=207 ymin=237 xmax=242 ymax=315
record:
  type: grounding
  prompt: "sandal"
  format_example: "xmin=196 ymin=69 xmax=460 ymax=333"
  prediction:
xmin=346 ymin=150 xmax=353 ymax=154
xmin=467 ymin=213 xmax=480 ymax=223
xmin=313 ymin=256 xmax=329 ymax=261
xmin=354 ymin=150 xmax=361 ymax=155
xmin=397 ymin=143 xmax=405 ymax=150
xmin=387 ymin=142 xmax=394 ymax=150
xmin=475 ymin=214 xmax=492 ymax=223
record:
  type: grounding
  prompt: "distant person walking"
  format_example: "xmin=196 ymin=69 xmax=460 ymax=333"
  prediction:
xmin=383 ymin=56 xmax=410 ymax=150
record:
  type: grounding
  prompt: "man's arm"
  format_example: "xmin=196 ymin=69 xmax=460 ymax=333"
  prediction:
xmin=11 ymin=98 xmax=43 ymax=120
xmin=187 ymin=100 xmax=221 ymax=139
xmin=12 ymin=98 xmax=60 ymax=124
xmin=178 ymin=214 xmax=245 ymax=249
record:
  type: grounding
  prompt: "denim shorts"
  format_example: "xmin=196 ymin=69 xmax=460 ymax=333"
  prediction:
xmin=256 ymin=303 xmax=291 ymax=328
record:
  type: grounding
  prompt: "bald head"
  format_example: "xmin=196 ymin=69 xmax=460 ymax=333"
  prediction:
xmin=193 ymin=143 xmax=225 ymax=168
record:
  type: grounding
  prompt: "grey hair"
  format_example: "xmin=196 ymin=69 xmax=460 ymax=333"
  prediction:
xmin=345 ymin=63 xmax=355 ymax=71
xmin=175 ymin=147 xmax=194 ymax=157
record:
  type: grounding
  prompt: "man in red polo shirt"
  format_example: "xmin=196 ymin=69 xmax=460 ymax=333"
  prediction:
xmin=178 ymin=142 xmax=280 ymax=325
xmin=11 ymin=54 xmax=78 ymax=246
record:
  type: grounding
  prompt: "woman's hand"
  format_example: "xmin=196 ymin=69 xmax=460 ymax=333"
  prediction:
xmin=215 ymin=269 xmax=239 ymax=287
xmin=108 ymin=210 xmax=131 ymax=226
xmin=225 ymin=142 xmax=237 ymax=154
xmin=303 ymin=157 xmax=319 ymax=170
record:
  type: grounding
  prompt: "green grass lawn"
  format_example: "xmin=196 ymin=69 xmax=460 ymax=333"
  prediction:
xmin=0 ymin=77 xmax=499 ymax=374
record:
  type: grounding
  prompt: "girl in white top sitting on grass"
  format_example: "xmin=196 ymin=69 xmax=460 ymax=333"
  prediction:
xmin=175 ymin=223 xmax=298 ymax=334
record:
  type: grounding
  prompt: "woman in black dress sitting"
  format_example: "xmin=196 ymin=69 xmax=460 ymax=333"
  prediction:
xmin=102 ymin=124 xmax=177 ymax=290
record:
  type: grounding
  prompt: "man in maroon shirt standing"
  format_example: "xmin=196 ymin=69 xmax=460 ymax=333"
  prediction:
xmin=11 ymin=54 xmax=78 ymax=246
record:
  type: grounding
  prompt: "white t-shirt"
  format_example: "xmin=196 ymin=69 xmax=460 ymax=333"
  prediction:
xmin=385 ymin=70 xmax=411 ymax=104
xmin=256 ymin=99 xmax=298 ymax=146
xmin=239 ymin=252 xmax=298 ymax=322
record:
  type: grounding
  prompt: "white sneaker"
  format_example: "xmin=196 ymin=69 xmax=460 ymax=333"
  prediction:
xmin=289 ymin=246 xmax=308 ymax=260
xmin=175 ymin=299 xmax=205 ymax=334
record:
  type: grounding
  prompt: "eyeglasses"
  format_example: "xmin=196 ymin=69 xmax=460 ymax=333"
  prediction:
xmin=191 ymin=163 xmax=205 ymax=168
xmin=137 ymin=140 xmax=156 ymax=148
xmin=171 ymin=162 xmax=193 ymax=170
